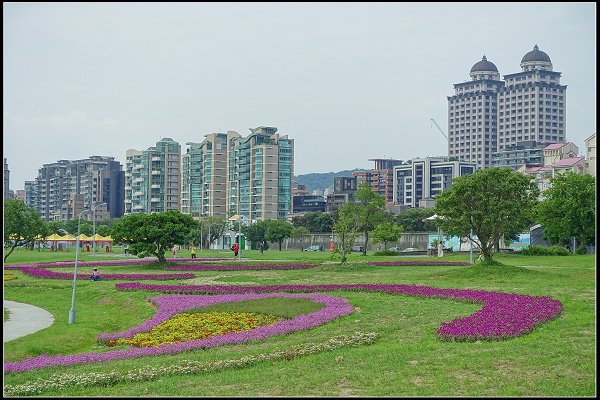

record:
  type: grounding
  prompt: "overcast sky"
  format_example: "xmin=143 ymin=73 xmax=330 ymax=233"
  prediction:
xmin=3 ymin=2 xmax=596 ymax=189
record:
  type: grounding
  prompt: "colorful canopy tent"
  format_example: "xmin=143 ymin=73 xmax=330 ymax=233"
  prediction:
xmin=78 ymin=234 xmax=93 ymax=241
xmin=46 ymin=233 xmax=64 ymax=241
xmin=60 ymin=234 xmax=77 ymax=242
xmin=94 ymin=234 xmax=113 ymax=242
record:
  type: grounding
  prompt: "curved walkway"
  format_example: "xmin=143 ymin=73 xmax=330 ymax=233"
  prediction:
xmin=3 ymin=300 xmax=55 ymax=343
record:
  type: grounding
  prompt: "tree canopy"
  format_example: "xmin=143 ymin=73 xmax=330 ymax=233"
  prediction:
xmin=536 ymin=172 xmax=596 ymax=249
xmin=434 ymin=167 xmax=539 ymax=262
xmin=354 ymin=181 xmax=386 ymax=255
xmin=333 ymin=202 xmax=361 ymax=263
xmin=242 ymin=220 xmax=271 ymax=250
xmin=265 ymin=220 xmax=295 ymax=250
xmin=110 ymin=211 xmax=196 ymax=263
xmin=3 ymin=199 xmax=49 ymax=261
xmin=393 ymin=208 xmax=437 ymax=232
xmin=291 ymin=211 xmax=334 ymax=233
xmin=372 ymin=221 xmax=403 ymax=249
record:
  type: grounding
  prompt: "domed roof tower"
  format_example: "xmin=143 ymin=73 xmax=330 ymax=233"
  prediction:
xmin=469 ymin=56 xmax=500 ymax=81
xmin=520 ymin=45 xmax=553 ymax=72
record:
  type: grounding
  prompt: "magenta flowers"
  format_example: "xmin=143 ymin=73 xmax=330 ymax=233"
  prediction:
xmin=367 ymin=261 xmax=470 ymax=266
xmin=114 ymin=282 xmax=562 ymax=342
xmin=3 ymin=266 xmax=194 ymax=281
xmin=4 ymin=293 xmax=352 ymax=373
xmin=166 ymin=264 xmax=319 ymax=271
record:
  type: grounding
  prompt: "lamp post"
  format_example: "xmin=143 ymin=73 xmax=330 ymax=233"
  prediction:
xmin=69 ymin=209 xmax=90 ymax=324
xmin=92 ymin=203 xmax=106 ymax=256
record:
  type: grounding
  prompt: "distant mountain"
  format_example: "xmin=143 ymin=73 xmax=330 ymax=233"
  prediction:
xmin=294 ymin=169 xmax=366 ymax=193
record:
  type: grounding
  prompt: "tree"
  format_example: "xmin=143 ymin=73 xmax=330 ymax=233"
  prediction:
xmin=372 ymin=221 xmax=403 ymax=249
xmin=394 ymin=208 xmax=437 ymax=232
xmin=333 ymin=202 xmax=361 ymax=263
xmin=536 ymin=172 xmax=596 ymax=249
xmin=355 ymin=181 xmax=386 ymax=255
xmin=291 ymin=211 xmax=334 ymax=233
xmin=293 ymin=226 xmax=310 ymax=250
xmin=204 ymin=217 xmax=227 ymax=248
xmin=4 ymin=199 xmax=49 ymax=261
xmin=434 ymin=167 xmax=539 ymax=262
xmin=110 ymin=211 xmax=196 ymax=263
xmin=242 ymin=220 xmax=270 ymax=250
xmin=265 ymin=220 xmax=295 ymax=251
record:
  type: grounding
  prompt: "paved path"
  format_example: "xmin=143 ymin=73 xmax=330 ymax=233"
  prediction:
xmin=3 ymin=300 xmax=55 ymax=342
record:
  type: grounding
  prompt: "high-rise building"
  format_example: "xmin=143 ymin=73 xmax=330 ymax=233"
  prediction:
xmin=353 ymin=158 xmax=404 ymax=204
xmin=491 ymin=140 xmax=548 ymax=170
xmin=3 ymin=158 xmax=10 ymax=199
xmin=181 ymin=133 xmax=228 ymax=219
xmin=125 ymin=138 xmax=181 ymax=215
xmin=449 ymin=45 xmax=567 ymax=169
xmin=584 ymin=133 xmax=596 ymax=177
xmin=226 ymin=127 xmax=294 ymax=221
xmin=31 ymin=156 xmax=124 ymax=221
xmin=392 ymin=156 xmax=477 ymax=208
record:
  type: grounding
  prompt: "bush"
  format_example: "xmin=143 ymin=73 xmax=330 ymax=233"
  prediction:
xmin=576 ymin=246 xmax=587 ymax=255
xmin=520 ymin=245 xmax=570 ymax=256
xmin=373 ymin=250 xmax=401 ymax=256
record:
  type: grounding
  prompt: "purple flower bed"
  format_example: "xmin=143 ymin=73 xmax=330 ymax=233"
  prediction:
xmin=367 ymin=261 xmax=470 ymax=266
xmin=3 ymin=266 xmax=194 ymax=281
xmin=114 ymin=283 xmax=562 ymax=342
xmin=166 ymin=264 xmax=319 ymax=271
xmin=4 ymin=293 xmax=352 ymax=373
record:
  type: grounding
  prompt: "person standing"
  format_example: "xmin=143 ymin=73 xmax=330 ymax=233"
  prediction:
xmin=232 ymin=242 xmax=239 ymax=257
xmin=191 ymin=245 xmax=197 ymax=259
xmin=172 ymin=245 xmax=178 ymax=258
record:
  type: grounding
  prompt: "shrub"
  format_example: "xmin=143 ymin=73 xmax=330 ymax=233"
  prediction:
xmin=373 ymin=250 xmax=400 ymax=256
xmin=520 ymin=245 xmax=570 ymax=256
xmin=576 ymin=246 xmax=587 ymax=255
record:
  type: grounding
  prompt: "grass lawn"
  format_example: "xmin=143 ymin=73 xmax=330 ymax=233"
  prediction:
xmin=3 ymin=248 xmax=596 ymax=396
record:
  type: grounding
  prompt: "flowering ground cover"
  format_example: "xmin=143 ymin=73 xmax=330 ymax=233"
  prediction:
xmin=4 ymin=273 xmax=18 ymax=281
xmin=3 ymin=265 xmax=194 ymax=281
xmin=367 ymin=260 xmax=470 ymax=266
xmin=108 ymin=312 xmax=282 ymax=347
xmin=166 ymin=263 xmax=320 ymax=271
xmin=12 ymin=258 xmax=230 ymax=269
xmin=114 ymin=282 xmax=563 ymax=342
xmin=4 ymin=293 xmax=353 ymax=373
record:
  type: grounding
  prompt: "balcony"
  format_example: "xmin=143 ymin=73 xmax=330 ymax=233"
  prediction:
xmin=133 ymin=191 xmax=143 ymax=196
xmin=152 ymin=156 xmax=161 ymax=161
xmin=151 ymin=170 xmax=161 ymax=175
xmin=151 ymin=198 xmax=161 ymax=202
xmin=151 ymin=184 xmax=161 ymax=189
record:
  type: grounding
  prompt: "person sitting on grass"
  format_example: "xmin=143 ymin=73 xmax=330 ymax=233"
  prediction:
xmin=91 ymin=268 xmax=101 ymax=281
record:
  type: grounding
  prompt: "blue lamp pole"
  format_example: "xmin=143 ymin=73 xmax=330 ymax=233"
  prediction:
xmin=69 ymin=209 xmax=90 ymax=324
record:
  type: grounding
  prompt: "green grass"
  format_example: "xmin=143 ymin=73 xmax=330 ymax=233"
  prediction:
xmin=3 ymin=249 xmax=596 ymax=396
xmin=185 ymin=297 xmax=324 ymax=319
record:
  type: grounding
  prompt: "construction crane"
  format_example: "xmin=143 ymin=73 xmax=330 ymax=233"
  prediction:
xmin=430 ymin=118 xmax=448 ymax=140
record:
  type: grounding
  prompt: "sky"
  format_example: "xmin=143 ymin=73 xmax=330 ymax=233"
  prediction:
xmin=3 ymin=2 xmax=597 ymax=190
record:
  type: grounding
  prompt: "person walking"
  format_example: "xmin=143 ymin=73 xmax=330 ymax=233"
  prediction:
xmin=191 ymin=245 xmax=197 ymax=259
xmin=232 ymin=242 xmax=239 ymax=257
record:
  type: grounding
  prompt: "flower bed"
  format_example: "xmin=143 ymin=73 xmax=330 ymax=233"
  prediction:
xmin=4 ymin=273 xmax=18 ymax=281
xmin=5 ymin=293 xmax=353 ymax=373
xmin=8 ymin=258 xmax=231 ymax=269
xmin=108 ymin=312 xmax=282 ymax=347
xmin=3 ymin=266 xmax=194 ymax=281
xmin=367 ymin=261 xmax=470 ymax=266
xmin=113 ymin=283 xmax=562 ymax=342
xmin=166 ymin=264 xmax=319 ymax=271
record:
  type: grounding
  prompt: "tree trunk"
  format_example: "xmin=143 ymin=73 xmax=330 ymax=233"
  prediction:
xmin=363 ymin=232 xmax=369 ymax=256
xmin=279 ymin=241 xmax=283 ymax=251
xmin=3 ymin=242 xmax=18 ymax=262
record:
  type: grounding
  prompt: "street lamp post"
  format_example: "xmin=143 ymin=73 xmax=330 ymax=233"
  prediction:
xmin=92 ymin=203 xmax=106 ymax=256
xmin=69 ymin=209 xmax=90 ymax=324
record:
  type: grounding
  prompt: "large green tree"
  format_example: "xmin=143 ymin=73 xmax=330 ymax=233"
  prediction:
xmin=434 ymin=167 xmax=539 ymax=262
xmin=333 ymin=202 xmax=361 ymax=263
xmin=536 ymin=172 xmax=596 ymax=249
xmin=355 ymin=181 xmax=386 ymax=255
xmin=3 ymin=199 xmax=49 ymax=261
xmin=110 ymin=211 xmax=196 ymax=263
xmin=242 ymin=220 xmax=271 ymax=250
xmin=393 ymin=208 xmax=437 ymax=232
xmin=372 ymin=221 xmax=403 ymax=250
xmin=265 ymin=220 xmax=295 ymax=251
xmin=291 ymin=211 xmax=335 ymax=233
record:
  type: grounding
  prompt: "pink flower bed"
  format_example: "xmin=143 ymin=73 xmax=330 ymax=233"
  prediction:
xmin=3 ymin=265 xmax=194 ymax=281
xmin=4 ymin=293 xmax=352 ymax=373
xmin=367 ymin=261 xmax=470 ymax=266
xmin=8 ymin=258 xmax=230 ymax=269
xmin=166 ymin=264 xmax=319 ymax=271
xmin=114 ymin=283 xmax=562 ymax=342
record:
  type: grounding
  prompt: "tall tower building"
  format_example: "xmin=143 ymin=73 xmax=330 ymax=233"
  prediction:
xmin=449 ymin=45 xmax=567 ymax=169
xmin=125 ymin=138 xmax=181 ymax=215
xmin=448 ymin=56 xmax=503 ymax=169
xmin=498 ymin=45 xmax=567 ymax=150
xmin=226 ymin=126 xmax=293 ymax=221
xmin=3 ymin=158 xmax=10 ymax=199
xmin=181 ymin=133 xmax=228 ymax=219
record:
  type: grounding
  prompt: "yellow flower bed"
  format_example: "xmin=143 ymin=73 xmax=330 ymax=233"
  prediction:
xmin=4 ymin=273 xmax=18 ymax=281
xmin=109 ymin=312 xmax=282 ymax=348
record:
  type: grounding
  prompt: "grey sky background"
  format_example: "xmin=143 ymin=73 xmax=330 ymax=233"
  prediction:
xmin=3 ymin=2 xmax=596 ymax=190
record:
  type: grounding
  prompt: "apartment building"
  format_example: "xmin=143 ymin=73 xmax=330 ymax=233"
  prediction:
xmin=393 ymin=157 xmax=477 ymax=208
xmin=449 ymin=45 xmax=567 ymax=169
xmin=125 ymin=138 xmax=181 ymax=215
xmin=585 ymin=133 xmax=596 ymax=177
xmin=225 ymin=127 xmax=294 ymax=221
xmin=3 ymin=158 xmax=10 ymax=199
xmin=30 ymin=156 xmax=124 ymax=221
xmin=353 ymin=158 xmax=404 ymax=204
